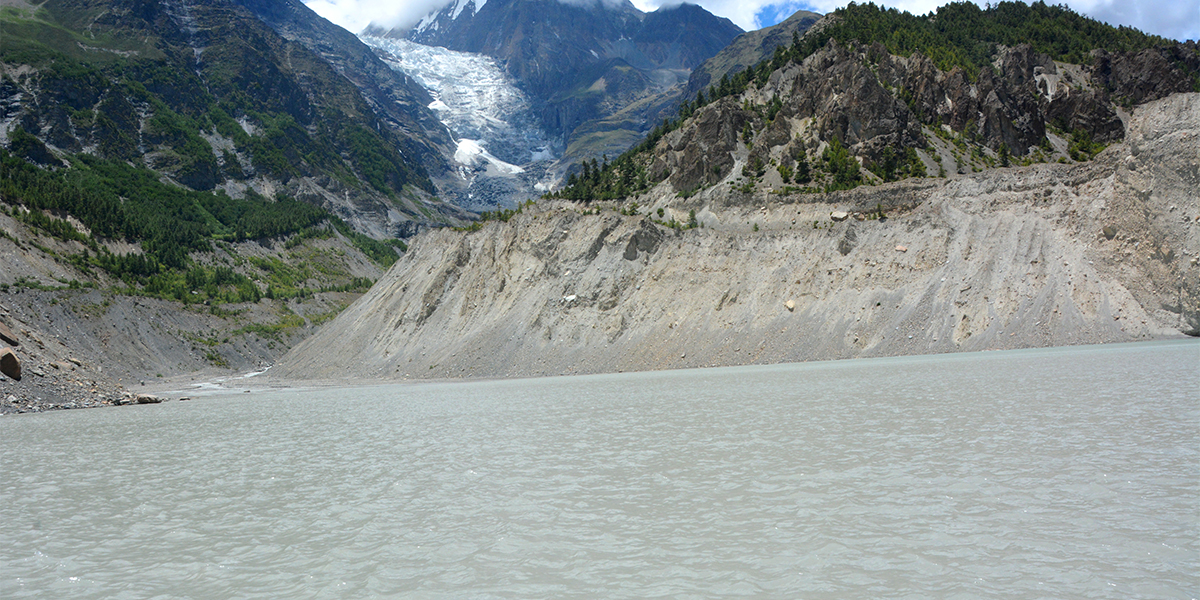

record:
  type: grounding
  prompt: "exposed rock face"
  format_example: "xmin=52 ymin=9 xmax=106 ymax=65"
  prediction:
xmin=1 ymin=348 xmax=20 ymax=381
xmin=792 ymin=42 xmax=926 ymax=152
xmin=651 ymin=39 xmax=1199 ymax=195
xmin=1091 ymin=43 xmax=1200 ymax=106
xmin=230 ymin=0 xmax=454 ymax=173
xmin=0 ymin=319 xmax=17 ymax=347
xmin=273 ymin=94 xmax=1199 ymax=382
xmin=653 ymin=96 xmax=748 ymax=191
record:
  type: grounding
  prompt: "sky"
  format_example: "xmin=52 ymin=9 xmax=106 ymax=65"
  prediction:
xmin=304 ymin=0 xmax=1199 ymax=43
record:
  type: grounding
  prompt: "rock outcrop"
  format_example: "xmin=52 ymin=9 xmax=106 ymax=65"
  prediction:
xmin=273 ymin=94 xmax=1199 ymax=382
xmin=649 ymin=39 xmax=1198 ymax=196
xmin=0 ymin=319 xmax=17 ymax=347
xmin=0 ymin=348 xmax=20 ymax=381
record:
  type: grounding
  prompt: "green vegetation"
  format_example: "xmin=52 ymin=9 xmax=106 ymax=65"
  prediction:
xmin=550 ymin=154 xmax=652 ymax=202
xmin=865 ymin=147 xmax=927 ymax=182
xmin=1 ymin=150 xmax=326 ymax=271
xmin=546 ymin=1 xmax=1186 ymax=204
xmin=814 ymin=2 xmax=1178 ymax=80
xmin=1066 ymin=127 xmax=1107 ymax=161
xmin=457 ymin=200 xmax=537 ymax=232
xmin=819 ymin=138 xmax=863 ymax=192
xmin=0 ymin=0 xmax=433 ymax=196
xmin=1 ymin=148 xmax=395 ymax=304
xmin=330 ymin=218 xmax=406 ymax=268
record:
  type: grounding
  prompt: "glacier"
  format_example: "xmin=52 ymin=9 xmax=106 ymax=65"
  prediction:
xmin=362 ymin=36 xmax=557 ymax=210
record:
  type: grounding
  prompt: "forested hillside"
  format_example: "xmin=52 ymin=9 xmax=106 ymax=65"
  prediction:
xmin=0 ymin=0 xmax=471 ymax=235
xmin=0 ymin=0 xmax=473 ymax=403
xmin=549 ymin=1 xmax=1198 ymax=203
xmin=0 ymin=0 xmax=482 ymax=300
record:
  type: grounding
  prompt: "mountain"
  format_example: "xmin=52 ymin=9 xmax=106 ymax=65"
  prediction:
xmin=368 ymin=0 xmax=742 ymax=168
xmin=552 ymin=2 xmax=1199 ymax=201
xmin=229 ymin=0 xmax=456 ymax=178
xmin=272 ymin=92 xmax=1200 ymax=381
xmin=0 ymin=0 xmax=481 ymax=410
xmin=681 ymin=8 xmax=822 ymax=103
xmin=0 ymin=0 xmax=470 ymax=237
xmin=272 ymin=3 xmax=1200 ymax=382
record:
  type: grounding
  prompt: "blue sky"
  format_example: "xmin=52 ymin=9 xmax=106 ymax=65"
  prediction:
xmin=305 ymin=0 xmax=1198 ymax=42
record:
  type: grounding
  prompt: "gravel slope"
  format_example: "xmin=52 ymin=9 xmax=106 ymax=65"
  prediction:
xmin=273 ymin=93 xmax=1199 ymax=381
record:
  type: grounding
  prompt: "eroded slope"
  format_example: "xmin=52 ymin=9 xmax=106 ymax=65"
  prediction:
xmin=273 ymin=94 xmax=1199 ymax=381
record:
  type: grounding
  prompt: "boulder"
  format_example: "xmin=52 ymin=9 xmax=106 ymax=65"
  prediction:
xmin=0 ymin=319 xmax=17 ymax=347
xmin=785 ymin=299 xmax=796 ymax=312
xmin=135 ymin=394 xmax=163 ymax=404
xmin=895 ymin=245 xmax=909 ymax=252
xmin=623 ymin=220 xmax=665 ymax=260
xmin=830 ymin=210 xmax=850 ymax=221
xmin=0 ymin=348 xmax=20 ymax=381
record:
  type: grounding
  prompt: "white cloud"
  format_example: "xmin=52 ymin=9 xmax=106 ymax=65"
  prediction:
xmin=305 ymin=0 xmax=1198 ymax=41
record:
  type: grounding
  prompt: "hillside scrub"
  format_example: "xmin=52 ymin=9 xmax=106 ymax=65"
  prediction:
xmin=546 ymin=1 xmax=1197 ymax=203
xmin=0 ymin=149 xmax=401 ymax=304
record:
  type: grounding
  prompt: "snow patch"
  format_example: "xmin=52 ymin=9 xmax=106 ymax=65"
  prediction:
xmin=414 ymin=11 xmax=439 ymax=34
xmin=455 ymin=139 xmax=524 ymax=174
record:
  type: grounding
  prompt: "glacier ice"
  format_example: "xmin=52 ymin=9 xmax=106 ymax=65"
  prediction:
xmin=363 ymin=35 xmax=558 ymax=209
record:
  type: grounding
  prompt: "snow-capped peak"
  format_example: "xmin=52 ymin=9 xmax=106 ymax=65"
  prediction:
xmin=451 ymin=0 xmax=486 ymax=20
xmin=414 ymin=0 xmax=486 ymax=35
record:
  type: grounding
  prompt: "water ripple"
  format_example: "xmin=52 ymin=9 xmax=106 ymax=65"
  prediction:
xmin=1 ymin=341 xmax=1197 ymax=598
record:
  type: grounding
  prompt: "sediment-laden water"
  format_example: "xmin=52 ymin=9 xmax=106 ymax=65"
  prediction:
xmin=2 ymin=341 xmax=1196 ymax=598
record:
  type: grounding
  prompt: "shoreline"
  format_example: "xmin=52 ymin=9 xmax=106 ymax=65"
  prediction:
xmin=136 ymin=336 xmax=1200 ymax=402
xmin=5 ymin=336 xmax=1194 ymax=415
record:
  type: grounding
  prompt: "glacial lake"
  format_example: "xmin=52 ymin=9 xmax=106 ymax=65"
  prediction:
xmin=1 ymin=341 xmax=1197 ymax=599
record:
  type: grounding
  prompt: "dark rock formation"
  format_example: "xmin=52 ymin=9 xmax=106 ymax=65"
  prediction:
xmin=1092 ymin=42 xmax=1200 ymax=106
xmin=0 ymin=319 xmax=17 ymax=347
xmin=653 ymin=96 xmax=748 ymax=191
xmin=623 ymin=219 xmax=665 ymax=260
xmin=651 ymin=38 xmax=1199 ymax=194
xmin=1 ymin=348 xmax=21 ymax=381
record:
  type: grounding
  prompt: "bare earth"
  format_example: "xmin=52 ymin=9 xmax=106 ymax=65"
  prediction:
xmin=272 ymin=94 xmax=1199 ymax=382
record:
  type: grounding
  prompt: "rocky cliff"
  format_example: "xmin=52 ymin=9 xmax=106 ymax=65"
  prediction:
xmin=230 ymin=0 xmax=455 ymax=176
xmin=272 ymin=93 xmax=1199 ymax=382
xmin=652 ymin=38 xmax=1199 ymax=196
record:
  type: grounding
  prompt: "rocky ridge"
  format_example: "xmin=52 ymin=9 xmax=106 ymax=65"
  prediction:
xmin=654 ymin=38 xmax=1199 ymax=196
xmin=272 ymin=93 xmax=1199 ymax=382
